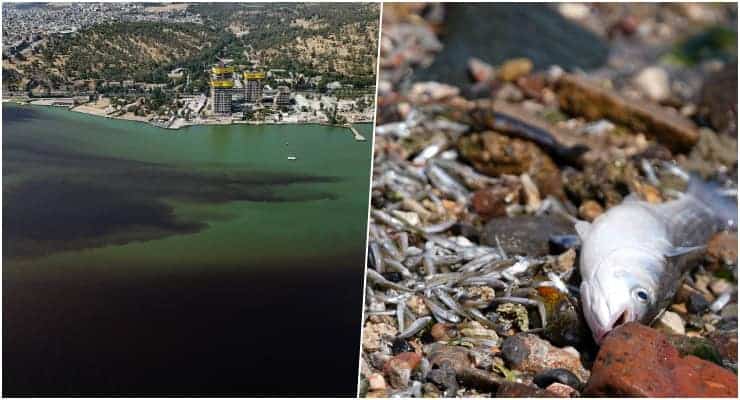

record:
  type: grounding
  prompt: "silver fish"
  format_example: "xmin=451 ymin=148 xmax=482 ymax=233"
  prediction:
xmin=579 ymin=179 xmax=736 ymax=343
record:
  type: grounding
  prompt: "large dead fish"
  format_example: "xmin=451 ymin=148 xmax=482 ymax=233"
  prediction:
xmin=578 ymin=178 xmax=736 ymax=343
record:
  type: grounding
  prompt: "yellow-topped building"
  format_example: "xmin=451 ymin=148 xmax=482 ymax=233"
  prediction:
xmin=243 ymin=71 xmax=265 ymax=103
xmin=210 ymin=62 xmax=234 ymax=115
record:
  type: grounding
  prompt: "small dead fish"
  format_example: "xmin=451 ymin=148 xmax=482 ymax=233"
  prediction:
xmin=579 ymin=177 xmax=737 ymax=343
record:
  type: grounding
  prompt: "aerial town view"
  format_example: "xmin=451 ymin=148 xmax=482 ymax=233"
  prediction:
xmin=3 ymin=2 xmax=378 ymax=396
xmin=3 ymin=2 xmax=376 ymax=130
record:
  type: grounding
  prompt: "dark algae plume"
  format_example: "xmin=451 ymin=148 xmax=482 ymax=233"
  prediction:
xmin=2 ymin=104 xmax=372 ymax=395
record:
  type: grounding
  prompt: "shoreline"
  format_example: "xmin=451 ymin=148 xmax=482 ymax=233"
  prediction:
xmin=3 ymin=99 xmax=374 ymax=133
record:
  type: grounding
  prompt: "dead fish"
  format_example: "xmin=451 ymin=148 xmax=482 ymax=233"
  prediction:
xmin=578 ymin=177 xmax=737 ymax=343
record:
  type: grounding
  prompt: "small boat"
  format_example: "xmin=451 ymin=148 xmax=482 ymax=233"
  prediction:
xmin=288 ymin=156 xmax=297 ymax=161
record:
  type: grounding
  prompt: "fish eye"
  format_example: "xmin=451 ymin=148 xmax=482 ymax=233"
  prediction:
xmin=632 ymin=287 xmax=650 ymax=303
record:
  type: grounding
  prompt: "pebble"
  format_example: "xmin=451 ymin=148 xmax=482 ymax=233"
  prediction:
xmin=632 ymin=66 xmax=671 ymax=102
xmin=581 ymin=119 xmax=615 ymax=136
xmin=558 ymin=3 xmax=590 ymax=19
xmin=392 ymin=210 xmax=420 ymax=226
xmin=578 ymin=200 xmax=603 ymax=221
xmin=367 ymin=373 xmax=387 ymax=391
xmin=471 ymin=184 xmax=519 ymax=220
xmin=498 ymin=58 xmax=533 ymax=82
xmin=497 ymin=381 xmax=554 ymax=397
xmin=585 ymin=323 xmax=737 ymax=397
xmin=363 ymin=322 xmax=398 ymax=352
xmin=654 ymin=310 xmax=686 ymax=336
xmin=501 ymin=333 xmax=590 ymax=383
xmin=431 ymin=322 xmax=458 ymax=342
xmin=383 ymin=352 xmax=422 ymax=388
xmin=556 ymin=73 xmax=699 ymax=153
xmin=481 ymin=215 xmax=576 ymax=256
xmin=546 ymin=382 xmax=579 ymax=397
xmin=687 ymin=293 xmax=710 ymax=314
xmin=709 ymin=279 xmax=731 ymax=296
xmin=533 ymin=368 xmax=582 ymax=390
xmin=468 ymin=57 xmax=494 ymax=83
xmin=705 ymin=231 xmax=738 ymax=269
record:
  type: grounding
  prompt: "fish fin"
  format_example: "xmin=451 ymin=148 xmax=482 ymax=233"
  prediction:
xmin=687 ymin=175 xmax=738 ymax=230
xmin=575 ymin=220 xmax=591 ymax=239
xmin=665 ymin=245 xmax=705 ymax=258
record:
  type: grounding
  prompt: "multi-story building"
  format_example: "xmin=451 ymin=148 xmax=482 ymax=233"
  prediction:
xmin=243 ymin=71 xmax=265 ymax=103
xmin=210 ymin=62 xmax=234 ymax=115
xmin=276 ymin=85 xmax=291 ymax=107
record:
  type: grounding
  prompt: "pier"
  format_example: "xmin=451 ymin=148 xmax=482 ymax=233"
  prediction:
xmin=346 ymin=124 xmax=367 ymax=141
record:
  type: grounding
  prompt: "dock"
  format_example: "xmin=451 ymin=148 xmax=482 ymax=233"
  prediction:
xmin=346 ymin=124 xmax=367 ymax=141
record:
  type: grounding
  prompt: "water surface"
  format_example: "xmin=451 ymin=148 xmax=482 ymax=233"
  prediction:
xmin=3 ymin=103 xmax=372 ymax=396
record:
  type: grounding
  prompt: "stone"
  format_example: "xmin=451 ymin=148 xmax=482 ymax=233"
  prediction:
xmin=706 ymin=232 xmax=738 ymax=269
xmin=481 ymin=215 xmax=576 ymax=256
xmin=501 ymin=333 xmax=590 ymax=383
xmin=698 ymin=62 xmax=737 ymax=136
xmin=408 ymin=82 xmax=460 ymax=104
xmin=708 ymin=329 xmax=738 ymax=366
xmin=430 ymin=322 xmax=458 ymax=342
xmin=496 ymin=382 xmax=554 ymax=397
xmin=687 ymin=292 xmax=710 ymax=314
xmin=363 ymin=321 xmax=398 ymax=352
xmin=367 ymin=373 xmax=387 ymax=391
xmin=654 ymin=311 xmax=686 ymax=335
xmin=556 ymin=73 xmax=699 ymax=153
xmin=498 ymin=58 xmax=533 ymax=82
xmin=533 ymin=368 xmax=582 ymax=390
xmin=468 ymin=57 xmax=494 ymax=83
xmin=383 ymin=352 xmax=422 ymax=389
xmin=578 ymin=200 xmax=603 ymax=221
xmin=584 ymin=322 xmax=738 ymax=397
xmin=546 ymin=382 xmax=579 ymax=397
xmin=458 ymin=131 xmax=563 ymax=198
xmin=471 ymin=184 xmax=520 ymax=220
xmin=709 ymin=279 xmax=732 ymax=296
xmin=633 ymin=66 xmax=671 ymax=102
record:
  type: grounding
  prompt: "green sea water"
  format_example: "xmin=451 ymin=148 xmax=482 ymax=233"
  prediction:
xmin=3 ymin=103 xmax=372 ymax=277
xmin=2 ymin=102 xmax=373 ymax=395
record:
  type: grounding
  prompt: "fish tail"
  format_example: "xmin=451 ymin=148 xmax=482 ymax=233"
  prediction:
xmin=687 ymin=175 xmax=738 ymax=231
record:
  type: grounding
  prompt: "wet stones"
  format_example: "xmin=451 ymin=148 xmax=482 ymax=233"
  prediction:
xmin=480 ymin=214 xmax=576 ymax=256
xmin=706 ymin=231 xmax=738 ymax=271
xmin=533 ymin=368 xmax=583 ymax=391
xmin=584 ymin=322 xmax=738 ymax=397
xmin=458 ymin=131 xmax=563 ymax=198
xmin=498 ymin=58 xmax=533 ymax=82
xmin=654 ymin=310 xmax=686 ymax=336
xmin=556 ymin=73 xmax=700 ymax=153
xmin=383 ymin=352 xmax=422 ymax=388
xmin=698 ymin=62 xmax=738 ymax=136
xmin=501 ymin=333 xmax=590 ymax=383
xmin=471 ymin=182 xmax=521 ymax=220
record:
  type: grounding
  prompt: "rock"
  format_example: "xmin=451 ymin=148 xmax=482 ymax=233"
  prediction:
xmin=430 ymin=322 xmax=458 ymax=342
xmin=516 ymin=75 xmax=546 ymax=100
xmin=581 ymin=119 xmax=615 ymax=136
xmin=633 ymin=67 xmax=671 ymax=102
xmin=558 ymin=3 xmax=590 ymax=19
xmin=584 ymin=322 xmax=738 ymax=397
xmin=391 ymin=210 xmax=420 ymax=226
xmin=459 ymin=131 xmax=563 ymax=197
xmin=501 ymin=333 xmax=590 ymax=383
xmin=533 ymin=368 xmax=583 ymax=390
xmin=537 ymin=286 xmax=588 ymax=348
xmin=363 ymin=321 xmax=398 ymax=352
xmin=496 ymin=382 xmax=554 ymax=397
xmin=459 ymin=320 xmax=500 ymax=341
xmin=471 ymin=184 xmax=520 ymax=220
xmin=688 ymin=292 xmax=710 ymax=314
xmin=383 ymin=352 xmax=422 ymax=388
xmin=706 ymin=232 xmax=738 ymax=270
xmin=709 ymin=279 xmax=732 ymax=296
xmin=698 ymin=62 xmax=737 ymax=136
xmin=682 ymin=129 xmax=738 ymax=178
xmin=666 ymin=334 xmax=724 ymax=367
xmin=408 ymin=82 xmax=460 ymax=104
xmin=708 ymin=329 xmax=738 ymax=366
xmin=498 ymin=58 xmax=533 ymax=82
xmin=546 ymin=382 xmax=579 ymax=397
xmin=563 ymin=159 xmax=642 ymax=209
xmin=481 ymin=215 xmax=576 ymax=257
xmin=367 ymin=373 xmax=387 ymax=391
xmin=427 ymin=343 xmax=501 ymax=393
xmin=556 ymin=73 xmax=699 ymax=153
xmin=555 ymin=248 xmax=577 ymax=273
xmin=468 ymin=57 xmax=494 ymax=83
xmin=578 ymin=200 xmax=603 ymax=221
xmin=548 ymin=234 xmax=581 ymax=254
xmin=654 ymin=311 xmax=686 ymax=335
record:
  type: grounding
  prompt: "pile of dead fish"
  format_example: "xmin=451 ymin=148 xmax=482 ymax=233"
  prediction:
xmin=361 ymin=3 xmax=737 ymax=398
